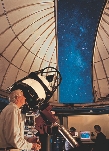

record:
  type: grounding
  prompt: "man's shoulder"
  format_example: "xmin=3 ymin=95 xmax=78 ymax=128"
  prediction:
xmin=97 ymin=132 xmax=106 ymax=141
xmin=3 ymin=103 xmax=19 ymax=114
xmin=101 ymin=132 xmax=106 ymax=137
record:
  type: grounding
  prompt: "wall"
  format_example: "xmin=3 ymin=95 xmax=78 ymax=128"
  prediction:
xmin=68 ymin=114 xmax=109 ymax=139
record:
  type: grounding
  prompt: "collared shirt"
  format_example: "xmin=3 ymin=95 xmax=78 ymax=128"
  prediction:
xmin=0 ymin=102 xmax=32 ymax=150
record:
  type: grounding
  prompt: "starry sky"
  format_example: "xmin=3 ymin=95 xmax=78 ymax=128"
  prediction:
xmin=58 ymin=0 xmax=106 ymax=104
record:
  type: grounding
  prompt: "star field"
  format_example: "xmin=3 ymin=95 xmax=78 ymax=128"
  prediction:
xmin=58 ymin=0 xmax=106 ymax=103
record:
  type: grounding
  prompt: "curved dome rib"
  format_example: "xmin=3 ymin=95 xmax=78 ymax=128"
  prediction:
xmin=0 ymin=0 xmax=57 ymax=93
xmin=93 ymin=0 xmax=109 ymax=102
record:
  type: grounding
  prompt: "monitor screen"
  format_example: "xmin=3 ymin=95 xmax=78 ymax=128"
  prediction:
xmin=80 ymin=131 xmax=91 ymax=141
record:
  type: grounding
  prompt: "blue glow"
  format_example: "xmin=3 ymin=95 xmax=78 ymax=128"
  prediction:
xmin=58 ymin=0 xmax=106 ymax=103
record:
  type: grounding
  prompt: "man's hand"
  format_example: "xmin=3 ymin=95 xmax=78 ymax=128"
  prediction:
xmin=31 ymin=143 xmax=41 ymax=150
xmin=27 ymin=136 xmax=37 ymax=143
xmin=27 ymin=136 xmax=41 ymax=150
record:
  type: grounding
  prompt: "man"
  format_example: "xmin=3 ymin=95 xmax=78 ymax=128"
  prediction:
xmin=65 ymin=127 xmax=80 ymax=151
xmin=0 ymin=89 xmax=41 ymax=150
xmin=91 ymin=125 xmax=107 ymax=151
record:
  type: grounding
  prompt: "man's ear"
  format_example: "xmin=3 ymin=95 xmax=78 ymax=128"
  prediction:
xmin=15 ymin=95 xmax=19 ymax=99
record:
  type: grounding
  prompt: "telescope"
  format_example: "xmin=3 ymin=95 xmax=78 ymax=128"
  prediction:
xmin=8 ymin=67 xmax=78 ymax=148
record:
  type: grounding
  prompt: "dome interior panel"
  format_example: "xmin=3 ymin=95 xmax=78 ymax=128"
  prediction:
xmin=94 ymin=61 xmax=107 ymax=79
xmin=3 ymin=39 xmax=22 ymax=62
xmin=0 ymin=29 xmax=15 ymax=53
xmin=93 ymin=0 xmax=109 ymax=100
xmin=50 ymin=51 xmax=57 ymax=64
xmin=0 ymin=0 xmax=57 ymax=104
xmin=6 ymin=5 xmax=44 ymax=25
xmin=93 ymin=46 xmax=101 ymax=62
xmin=1 ymin=64 xmax=19 ymax=89
xmin=0 ymin=1 xmax=4 ymax=14
xmin=0 ymin=58 xmax=9 ymax=87
xmin=93 ymin=66 xmax=96 ymax=81
xmin=17 ymin=24 xmax=38 ymax=44
xmin=96 ymin=35 xmax=109 ymax=60
xmin=98 ymin=79 xmax=109 ymax=97
xmin=16 ymin=70 xmax=29 ymax=82
xmin=11 ymin=47 xmax=28 ymax=68
xmin=49 ymin=62 xmax=57 ymax=69
xmin=103 ymin=13 xmax=109 ymax=24
xmin=40 ymin=60 xmax=50 ymax=69
xmin=103 ymin=59 xmax=109 ymax=75
xmin=0 ymin=16 xmax=9 ymax=34
xmin=30 ymin=44 xmax=39 ymax=55
xmin=20 ymin=52 xmax=35 ymax=72
xmin=100 ymin=16 xmax=109 ymax=35
xmin=3 ymin=0 xmax=38 ymax=11
xmin=30 ymin=57 xmax=44 ymax=72
xmin=99 ymin=25 xmax=109 ymax=49
xmin=44 ymin=44 xmax=56 ymax=61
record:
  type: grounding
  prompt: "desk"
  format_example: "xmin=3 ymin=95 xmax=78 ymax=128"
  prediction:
xmin=81 ymin=141 xmax=95 ymax=151
xmin=81 ymin=141 xmax=95 ymax=144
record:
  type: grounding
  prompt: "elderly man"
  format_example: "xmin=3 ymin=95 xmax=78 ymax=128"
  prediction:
xmin=0 ymin=89 xmax=41 ymax=151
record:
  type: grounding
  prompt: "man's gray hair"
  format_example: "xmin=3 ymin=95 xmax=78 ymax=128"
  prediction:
xmin=9 ymin=89 xmax=23 ymax=103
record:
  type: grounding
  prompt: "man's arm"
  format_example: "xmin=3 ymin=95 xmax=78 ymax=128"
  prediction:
xmin=4 ymin=108 xmax=32 ymax=150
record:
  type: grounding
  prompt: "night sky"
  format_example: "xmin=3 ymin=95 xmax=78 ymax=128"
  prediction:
xmin=58 ymin=0 xmax=106 ymax=104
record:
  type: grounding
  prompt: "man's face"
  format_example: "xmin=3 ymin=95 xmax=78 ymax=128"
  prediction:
xmin=94 ymin=128 xmax=97 ymax=134
xmin=17 ymin=92 xmax=26 ymax=108
xmin=70 ymin=131 xmax=75 ymax=136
